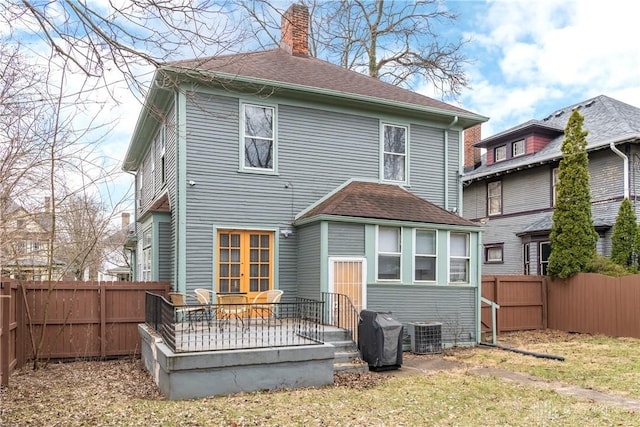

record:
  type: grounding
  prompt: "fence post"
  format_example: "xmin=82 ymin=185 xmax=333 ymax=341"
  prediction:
xmin=1 ymin=281 xmax=10 ymax=387
xmin=494 ymin=276 xmax=500 ymax=334
xmin=542 ymin=277 xmax=548 ymax=329
xmin=99 ymin=282 xmax=107 ymax=358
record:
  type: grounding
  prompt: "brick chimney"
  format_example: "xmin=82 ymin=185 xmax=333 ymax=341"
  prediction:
xmin=280 ymin=4 xmax=309 ymax=56
xmin=121 ymin=212 xmax=130 ymax=229
xmin=464 ymin=124 xmax=482 ymax=170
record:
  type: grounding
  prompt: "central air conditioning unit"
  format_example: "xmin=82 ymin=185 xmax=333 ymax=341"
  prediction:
xmin=409 ymin=321 xmax=442 ymax=354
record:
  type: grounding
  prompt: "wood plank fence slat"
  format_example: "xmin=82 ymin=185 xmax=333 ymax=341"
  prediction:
xmin=0 ymin=280 xmax=170 ymax=385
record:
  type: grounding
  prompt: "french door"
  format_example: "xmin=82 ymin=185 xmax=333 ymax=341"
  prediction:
xmin=216 ymin=230 xmax=273 ymax=300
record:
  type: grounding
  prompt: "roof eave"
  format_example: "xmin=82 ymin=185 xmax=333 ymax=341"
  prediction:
xmin=463 ymin=134 xmax=640 ymax=184
xmin=162 ymin=65 xmax=488 ymax=128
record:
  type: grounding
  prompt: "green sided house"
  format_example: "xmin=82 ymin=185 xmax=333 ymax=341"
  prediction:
xmin=123 ymin=3 xmax=487 ymax=355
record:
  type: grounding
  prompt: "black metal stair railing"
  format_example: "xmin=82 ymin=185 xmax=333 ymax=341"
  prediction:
xmin=321 ymin=292 xmax=360 ymax=348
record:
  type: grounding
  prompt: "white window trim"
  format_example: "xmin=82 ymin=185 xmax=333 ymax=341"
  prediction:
xmin=376 ymin=225 xmax=402 ymax=282
xmin=552 ymin=167 xmax=559 ymax=207
xmin=494 ymin=145 xmax=507 ymax=162
xmin=380 ymin=123 xmax=409 ymax=184
xmin=448 ymin=232 xmax=470 ymax=284
xmin=239 ymin=102 xmax=278 ymax=175
xmin=142 ymin=227 xmax=152 ymax=282
xmin=487 ymin=181 xmax=502 ymax=216
xmin=160 ymin=124 xmax=166 ymax=186
xmin=413 ymin=229 xmax=437 ymax=283
xmin=512 ymin=139 xmax=525 ymax=157
xmin=485 ymin=245 xmax=503 ymax=263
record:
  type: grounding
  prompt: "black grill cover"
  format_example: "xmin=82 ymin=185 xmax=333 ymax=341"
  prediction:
xmin=358 ymin=310 xmax=403 ymax=370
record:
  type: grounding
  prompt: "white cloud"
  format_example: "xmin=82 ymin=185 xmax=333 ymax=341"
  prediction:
xmin=459 ymin=0 xmax=640 ymax=136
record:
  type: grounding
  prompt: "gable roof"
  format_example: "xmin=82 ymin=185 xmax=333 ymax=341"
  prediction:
xmin=463 ymin=95 xmax=640 ymax=183
xmin=295 ymin=180 xmax=478 ymax=227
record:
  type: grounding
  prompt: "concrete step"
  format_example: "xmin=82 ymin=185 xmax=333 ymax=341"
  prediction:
xmin=321 ymin=326 xmax=354 ymax=342
xmin=334 ymin=349 xmax=360 ymax=364
xmin=333 ymin=360 xmax=369 ymax=373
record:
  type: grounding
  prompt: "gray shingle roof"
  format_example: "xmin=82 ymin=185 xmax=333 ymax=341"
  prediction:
xmin=463 ymin=95 xmax=640 ymax=182
xmin=295 ymin=180 xmax=478 ymax=227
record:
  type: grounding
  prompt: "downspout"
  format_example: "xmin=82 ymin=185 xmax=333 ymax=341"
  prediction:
xmin=444 ymin=116 xmax=459 ymax=211
xmin=610 ymin=142 xmax=629 ymax=199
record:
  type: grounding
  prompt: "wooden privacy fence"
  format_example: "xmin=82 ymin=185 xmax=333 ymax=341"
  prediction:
xmin=0 ymin=280 xmax=170 ymax=386
xmin=481 ymin=273 xmax=640 ymax=339
xmin=481 ymin=275 xmax=547 ymax=334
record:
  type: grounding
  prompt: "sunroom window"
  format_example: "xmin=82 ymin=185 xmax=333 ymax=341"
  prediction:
xmin=449 ymin=232 xmax=470 ymax=283
xmin=414 ymin=230 xmax=436 ymax=281
xmin=377 ymin=226 xmax=401 ymax=280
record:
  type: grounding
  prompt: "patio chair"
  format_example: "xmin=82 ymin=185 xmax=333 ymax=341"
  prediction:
xmin=194 ymin=288 xmax=215 ymax=325
xmin=168 ymin=292 xmax=206 ymax=330
xmin=216 ymin=293 xmax=249 ymax=331
xmin=251 ymin=289 xmax=284 ymax=325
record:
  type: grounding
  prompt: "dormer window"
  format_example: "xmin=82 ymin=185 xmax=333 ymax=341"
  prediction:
xmin=512 ymin=139 xmax=525 ymax=157
xmin=494 ymin=145 xmax=506 ymax=162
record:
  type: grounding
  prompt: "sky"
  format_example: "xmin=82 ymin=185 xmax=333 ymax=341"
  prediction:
xmin=105 ymin=0 xmax=640 ymax=154
xmin=4 ymin=0 xmax=640 ymax=211
xmin=447 ymin=0 xmax=640 ymax=138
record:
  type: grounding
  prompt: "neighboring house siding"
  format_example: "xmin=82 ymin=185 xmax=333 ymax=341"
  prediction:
xmin=328 ymin=222 xmax=365 ymax=256
xmin=466 ymin=148 xmax=629 ymax=275
xmin=158 ymin=221 xmax=172 ymax=282
xmin=367 ymin=285 xmax=477 ymax=345
xmin=297 ymin=224 xmax=321 ymax=300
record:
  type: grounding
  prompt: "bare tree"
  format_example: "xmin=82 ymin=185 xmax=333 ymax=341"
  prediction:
xmin=2 ymin=1 xmax=250 ymax=99
xmin=237 ymin=0 xmax=470 ymax=98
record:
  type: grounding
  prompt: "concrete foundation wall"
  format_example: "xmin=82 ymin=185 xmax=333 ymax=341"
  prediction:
xmin=139 ymin=324 xmax=335 ymax=400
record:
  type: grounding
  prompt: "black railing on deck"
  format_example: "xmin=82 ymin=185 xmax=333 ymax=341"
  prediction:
xmin=321 ymin=292 xmax=360 ymax=347
xmin=144 ymin=292 xmax=324 ymax=353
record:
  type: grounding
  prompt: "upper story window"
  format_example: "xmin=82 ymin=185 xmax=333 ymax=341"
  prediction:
xmin=512 ymin=139 xmax=525 ymax=157
xmin=487 ymin=180 xmax=502 ymax=216
xmin=494 ymin=145 xmax=507 ymax=162
xmin=160 ymin=125 xmax=166 ymax=186
xmin=142 ymin=228 xmax=152 ymax=281
xmin=377 ymin=226 xmax=401 ymax=281
xmin=551 ymin=167 xmax=559 ymax=206
xmin=414 ymin=229 xmax=436 ymax=282
xmin=242 ymin=104 xmax=276 ymax=173
xmin=449 ymin=232 xmax=470 ymax=283
xmin=382 ymin=124 xmax=407 ymax=182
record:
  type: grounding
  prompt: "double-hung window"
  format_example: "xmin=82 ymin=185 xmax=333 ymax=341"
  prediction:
xmin=494 ymin=145 xmax=506 ymax=162
xmin=382 ymin=124 xmax=407 ymax=182
xmin=449 ymin=232 xmax=470 ymax=283
xmin=512 ymin=139 xmax=525 ymax=157
xmin=551 ymin=167 xmax=559 ymax=207
xmin=142 ymin=228 xmax=152 ymax=281
xmin=160 ymin=125 xmax=166 ymax=186
xmin=487 ymin=181 xmax=502 ymax=216
xmin=242 ymin=104 xmax=275 ymax=172
xmin=414 ymin=229 xmax=436 ymax=281
xmin=377 ymin=226 xmax=401 ymax=280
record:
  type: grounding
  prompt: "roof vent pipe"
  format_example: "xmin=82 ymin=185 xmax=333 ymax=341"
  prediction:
xmin=610 ymin=142 xmax=629 ymax=199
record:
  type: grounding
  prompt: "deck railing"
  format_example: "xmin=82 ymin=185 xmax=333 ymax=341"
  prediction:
xmin=145 ymin=292 xmax=325 ymax=353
